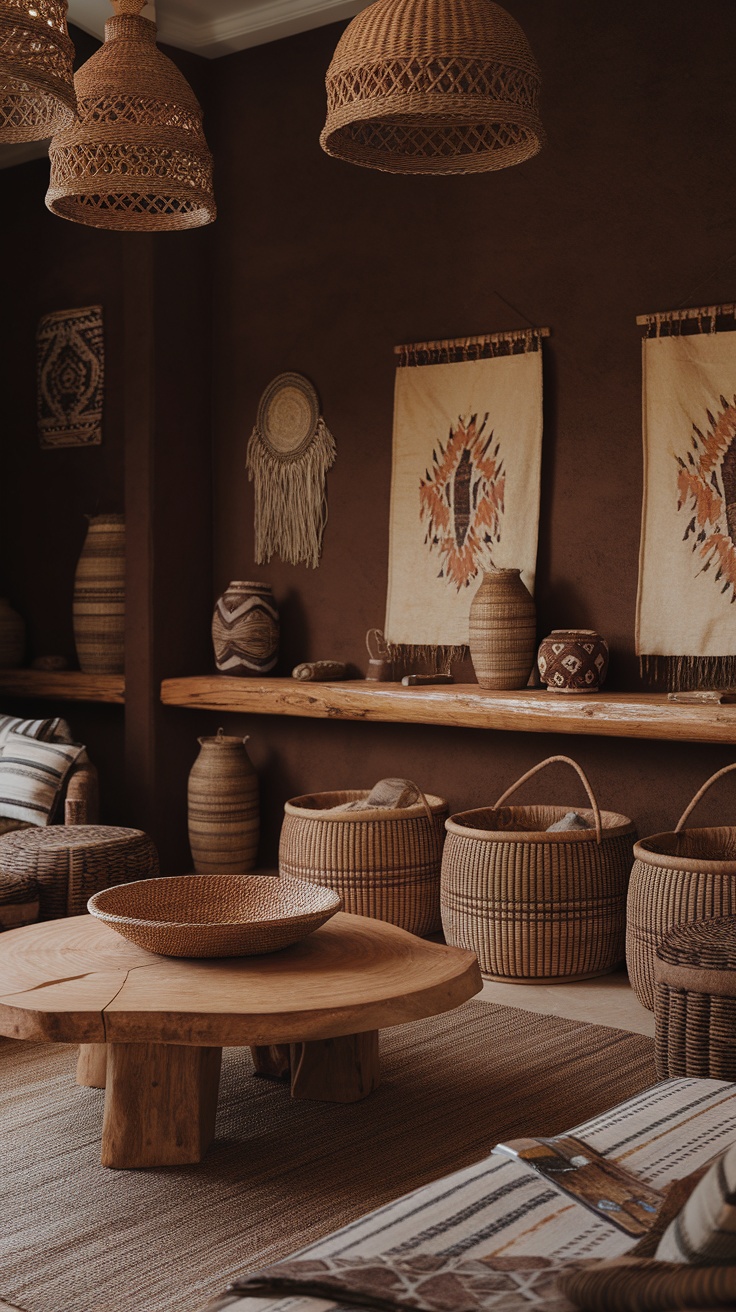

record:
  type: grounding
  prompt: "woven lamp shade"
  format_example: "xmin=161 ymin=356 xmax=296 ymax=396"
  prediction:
xmin=321 ymin=0 xmax=544 ymax=175
xmin=0 ymin=0 xmax=75 ymax=142
xmin=46 ymin=0 xmax=215 ymax=231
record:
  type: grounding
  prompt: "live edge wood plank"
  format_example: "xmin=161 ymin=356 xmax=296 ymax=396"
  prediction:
xmin=0 ymin=670 xmax=125 ymax=704
xmin=160 ymin=677 xmax=736 ymax=746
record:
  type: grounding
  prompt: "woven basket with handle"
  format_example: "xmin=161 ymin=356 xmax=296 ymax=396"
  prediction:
xmin=627 ymin=763 xmax=736 ymax=1010
xmin=279 ymin=785 xmax=447 ymax=935
xmin=441 ymin=756 xmax=636 ymax=981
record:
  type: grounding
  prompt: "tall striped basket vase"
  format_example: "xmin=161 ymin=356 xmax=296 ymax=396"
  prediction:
xmin=73 ymin=514 xmax=125 ymax=674
xmin=211 ymin=581 xmax=279 ymax=676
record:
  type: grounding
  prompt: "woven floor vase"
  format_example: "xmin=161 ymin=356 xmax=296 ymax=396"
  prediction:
xmin=627 ymin=763 xmax=736 ymax=1011
xmin=279 ymin=787 xmax=447 ymax=935
xmin=441 ymin=756 xmax=636 ymax=981
xmin=469 ymin=569 xmax=536 ymax=689
xmin=73 ymin=514 xmax=125 ymax=674
xmin=188 ymin=731 xmax=259 ymax=875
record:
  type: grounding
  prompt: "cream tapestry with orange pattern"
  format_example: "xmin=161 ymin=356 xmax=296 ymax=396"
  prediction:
xmin=637 ymin=331 xmax=736 ymax=686
xmin=384 ymin=335 xmax=544 ymax=652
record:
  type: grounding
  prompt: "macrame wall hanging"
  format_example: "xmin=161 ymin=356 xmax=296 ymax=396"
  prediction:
xmin=36 ymin=305 xmax=104 ymax=449
xmin=384 ymin=328 xmax=548 ymax=672
xmin=637 ymin=303 xmax=736 ymax=690
xmin=246 ymin=373 xmax=336 ymax=569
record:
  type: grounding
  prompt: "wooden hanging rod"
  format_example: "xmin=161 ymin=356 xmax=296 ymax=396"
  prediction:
xmin=636 ymin=304 xmax=736 ymax=326
xmin=394 ymin=327 xmax=551 ymax=355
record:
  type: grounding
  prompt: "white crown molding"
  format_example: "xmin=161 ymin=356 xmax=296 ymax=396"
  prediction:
xmin=67 ymin=1 xmax=369 ymax=58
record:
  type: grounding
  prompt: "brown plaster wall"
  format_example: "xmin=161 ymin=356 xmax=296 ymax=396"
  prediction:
xmin=206 ymin=0 xmax=736 ymax=862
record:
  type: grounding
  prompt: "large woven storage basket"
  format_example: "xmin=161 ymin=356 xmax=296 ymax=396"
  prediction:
xmin=279 ymin=786 xmax=447 ymax=935
xmin=441 ymin=756 xmax=636 ymax=981
xmin=627 ymin=764 xmax=736 ymax=1011
xmin=654 ymin=915 xmax=736 ymax=1080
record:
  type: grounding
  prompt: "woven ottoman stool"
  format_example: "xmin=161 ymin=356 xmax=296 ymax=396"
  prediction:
xmin=654 ymin=915 xmax=736 ymax=1080
xmin=0 ymin=866 xmax=39 ymax=931
xmin=0 ymin=826 xmax=159 ymax=921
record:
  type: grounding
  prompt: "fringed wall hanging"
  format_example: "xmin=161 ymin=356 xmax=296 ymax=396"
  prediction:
xmin=384 ymin=329 xmax=548 ymax=671
xmin=36 ymin=305 xmax=104 ymax=449
xmin=636 ymin=304 xmax=736 ymax=691
xmin=246 ymin=373 xmax=336 ymax=569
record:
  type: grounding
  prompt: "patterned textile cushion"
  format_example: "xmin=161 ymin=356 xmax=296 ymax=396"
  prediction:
xmin=656 ymin=1140 xmax=736 ymax=1264
xmin=0 ymin=731 xmax=84 ymax=827
xmin=0 ymin=715 xmax=61 ymax=750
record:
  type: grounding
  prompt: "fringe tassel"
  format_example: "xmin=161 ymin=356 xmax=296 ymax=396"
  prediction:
xmin=385 ymin=643 xmax=469 ymax=676
xmin=640 ymin=654 xmax=736 ymax=692
xmin=246 ymin=418 xmax=336 ymax=569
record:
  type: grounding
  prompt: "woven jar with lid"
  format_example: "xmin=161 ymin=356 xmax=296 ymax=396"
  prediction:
xmin=46 ymin=0 xmax=215 ymax=231
xmin=321 ymin=0 xmax=544 ymax=174
xmin=188 ymin=731 xmax=259 ymax=875
xmin=0 ymin=0 xmax=76 ymax=143
xmin=654 ymin=916 xmax=736 ymax=1080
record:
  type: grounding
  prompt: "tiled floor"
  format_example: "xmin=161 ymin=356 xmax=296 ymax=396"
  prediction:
xmin=477 ymin=966 xmax=655 ymax=1037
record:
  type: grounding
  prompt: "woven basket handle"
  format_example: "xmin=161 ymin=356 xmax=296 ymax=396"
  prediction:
xmin=493 ymin=755 xmax=603 ymax=844
xmin=675 ymin=762 xmax=736 ymax=832
xmin=405 ymin=780 xmax=434 ymax=825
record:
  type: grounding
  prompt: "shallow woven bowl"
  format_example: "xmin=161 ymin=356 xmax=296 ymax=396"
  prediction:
xmin=88 ymin=874 xmax=342 ymax=958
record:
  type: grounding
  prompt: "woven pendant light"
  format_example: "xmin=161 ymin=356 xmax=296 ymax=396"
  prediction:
xmin=321 ymin=0 xmax=545 ymax=175
xmin=0 ymin=0 xmax=75 ymax=142
xmin=46 ymin=0 xmax=215 ymax=231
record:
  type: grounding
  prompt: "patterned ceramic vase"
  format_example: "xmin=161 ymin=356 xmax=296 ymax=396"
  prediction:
xmin=73 ymin=514 xmax=125 ymax=674
xmin=212 ymin=581 xmax=279 ymax=676
xmin=468 ymin=569 xmax=536 ymax=690
xmin=188 ymin=731 xmax=259 ymax=874
xmin=537 ymin=629 xmax=609 ymax=694
xmin=0 ymin=599 xmax=25 ymax=668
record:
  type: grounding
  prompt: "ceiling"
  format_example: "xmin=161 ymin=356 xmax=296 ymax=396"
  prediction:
xmin=0 ymin=0 xmax=369 ymax=168
xmin=68 ymin=0 xmax=370 ymax=58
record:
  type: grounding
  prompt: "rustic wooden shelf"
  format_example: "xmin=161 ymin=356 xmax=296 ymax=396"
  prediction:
xmin=160 ymin=677 xmax=736 ymax=745
xmin=0 ymin=670 xmax=125 ymax=704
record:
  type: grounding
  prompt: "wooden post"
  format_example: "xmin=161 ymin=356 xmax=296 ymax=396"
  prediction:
xmin=289 ymin=1032 xmax=379 ymax=1103
xmin=76 ymin=1042 xmax=108 ymax=1088
xmin=101 ymin=1042 xmax=222 ymax=1169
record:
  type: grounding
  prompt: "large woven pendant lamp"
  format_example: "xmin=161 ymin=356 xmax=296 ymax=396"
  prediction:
xmin=0 ymin=0 xmax=75 ymax=141
xmin=321 ymin=0 xmax=544 ymax=175
xmin=46 ymin=0 xmax=215 ymax=231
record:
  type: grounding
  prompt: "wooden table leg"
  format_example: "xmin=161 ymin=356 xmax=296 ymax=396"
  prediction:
xmin=289 ymin=1032 xmax=379 ymax=1103
xmin=77 ymin=1043 xmax=108 ymax=1088
xmin=250 ymin=1044 xmax=291 ymax=1080
xmin=101 ymin=1042 xmax=222 ymax=1169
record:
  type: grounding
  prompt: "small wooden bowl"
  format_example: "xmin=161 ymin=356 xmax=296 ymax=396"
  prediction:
xmin=88 ymin=874 xmax=342 ymax=958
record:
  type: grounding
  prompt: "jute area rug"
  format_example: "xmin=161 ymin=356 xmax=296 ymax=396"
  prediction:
xmin=0 ymin=1001 xmax=655 ymax=1312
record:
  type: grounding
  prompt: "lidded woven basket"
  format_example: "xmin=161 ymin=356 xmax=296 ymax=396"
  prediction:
xmin=279 ymin=785 xmax=447 ymax=935
xmin=627 ymin=764 xmax=736 ymax=1010
xmin=441 ymin=756 xmax=636 ymax=981
xmin=654 ymin=915 xmax=736 ymax=1080
xmin=321 ymin=0 xmax=545 ymax=174
xmin=46 ymin=0 xmax=215 ymax=230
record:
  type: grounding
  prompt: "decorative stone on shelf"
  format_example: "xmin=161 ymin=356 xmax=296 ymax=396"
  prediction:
xmin=537 ymin=629 xmax=609 ymax=694
xmin=292 ymin=662 xmax=347 ymax=682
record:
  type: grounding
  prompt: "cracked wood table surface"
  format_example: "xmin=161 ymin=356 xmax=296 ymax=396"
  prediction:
xmin=0 ymin=913 xmax=482 ymax=1169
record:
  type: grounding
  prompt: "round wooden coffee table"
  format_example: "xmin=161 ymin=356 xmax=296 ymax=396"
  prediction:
xmin=0 ymin=911 xmax=481 ymax=1169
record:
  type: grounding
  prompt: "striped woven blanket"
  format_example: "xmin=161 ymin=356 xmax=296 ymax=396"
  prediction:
xmin=207 ymin=1078 xmax=736 ymax=1312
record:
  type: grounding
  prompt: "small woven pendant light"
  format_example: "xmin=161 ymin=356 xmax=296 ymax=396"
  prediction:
xmin=0 ymin=0 xmax=76 ymax=142
xmin=46 ymin=0 xmax=215 ymax=231
xmin=321 ymin=0 xmax=545 ymax=175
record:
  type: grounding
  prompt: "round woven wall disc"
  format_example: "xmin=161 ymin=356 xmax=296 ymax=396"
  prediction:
xmin=257 ymin=374 xmax=320 ymax=460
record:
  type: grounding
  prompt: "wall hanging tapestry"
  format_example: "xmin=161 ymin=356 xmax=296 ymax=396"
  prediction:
xmin=636 ymin=304 xmax=736 ymax=690
xmin=384 ymin=329 xmax=547 ymax=666
xmin=246 ymin=372 xmax=336 ymax=570
xmin=36 ymin=305 xmax=104 ymax=449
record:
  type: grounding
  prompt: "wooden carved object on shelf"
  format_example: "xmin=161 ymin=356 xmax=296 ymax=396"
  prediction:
xmin=37 ymin=305 xmax=104 ymax=448
xmin=188 ymin=730 xmax=259 ymax=875
xmin=212 ymin=581 xmax=278 ymax=676
xmin=73 ymin=514 xmax=125 ymax=674
xmin=292 ymin=661 xmax=347 ymax=682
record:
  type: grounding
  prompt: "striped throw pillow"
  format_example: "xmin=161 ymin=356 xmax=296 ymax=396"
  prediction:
xmin=656 ymin=1141 xmax=736 ymax=1264
xmin=0 ymin=730 xmax=84 ymax=827
xmin=0 ymin=714 xmax=61 ymax=750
